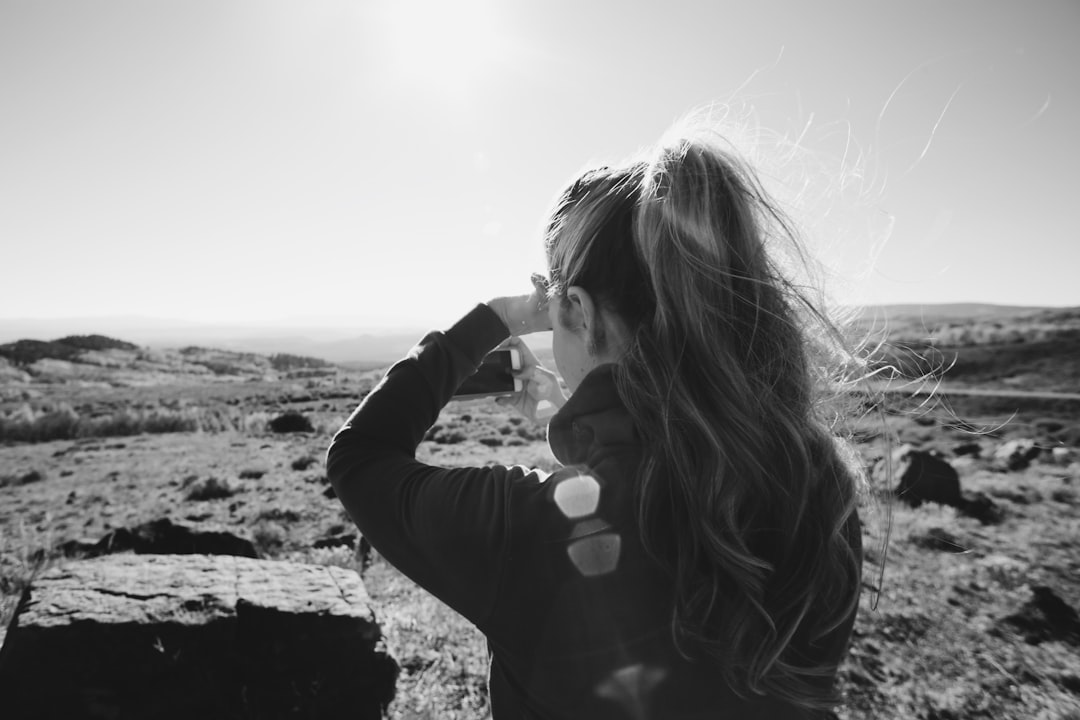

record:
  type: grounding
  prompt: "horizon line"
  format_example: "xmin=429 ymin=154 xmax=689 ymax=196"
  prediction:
xmin=1 ymin=300 xmax=1076 ymax=326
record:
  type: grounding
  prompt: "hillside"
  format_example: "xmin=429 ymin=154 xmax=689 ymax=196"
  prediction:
xmin=0 ymin=334 xmax=338 ymax=391
xmin=0 ymin=335 xmax=138 ymax=365
xmin=857 ymin=306 xmax=1080 ymax=394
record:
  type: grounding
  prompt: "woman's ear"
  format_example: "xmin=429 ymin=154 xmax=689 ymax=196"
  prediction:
xmin=564 ymin=286 xmax=597 ymax=333
xmin=565 ymin=286 xmax=608 ymax=354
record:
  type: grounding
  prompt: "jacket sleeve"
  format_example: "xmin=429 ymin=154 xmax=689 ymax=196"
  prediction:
xmin=326 ymin=304 xmax=530 ymax=630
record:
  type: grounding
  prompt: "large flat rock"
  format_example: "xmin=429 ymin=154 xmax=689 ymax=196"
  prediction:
xmin=0 ymin=554 xmax=397 ymax=719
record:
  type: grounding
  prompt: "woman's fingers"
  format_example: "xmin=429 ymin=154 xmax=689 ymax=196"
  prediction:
xmin=510 ymin=336 xmax=544 ymax=369
xmin=490 ymin=339 xmax=564 ymax=424
xmin=527 ymin=373 xmax=553 ymax=399
xmin=530 ymin=272 xmax=548 ymax=295
xmin=513 ymin=367 xmax=536 ymax=383
xmin=514 ymin=365 xmax=565 ymax=402
xmin=488 ymin=273 xmax=552 ymax=337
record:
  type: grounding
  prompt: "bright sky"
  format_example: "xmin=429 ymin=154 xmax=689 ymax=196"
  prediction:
xmin=2 ymin=0 xmax=1077 ymax=331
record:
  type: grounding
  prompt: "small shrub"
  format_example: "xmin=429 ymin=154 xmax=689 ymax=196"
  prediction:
xmin=116 ymin=410 xmax=198 ymax=435
xmin=478 ymin=436 xmax=503 ymax=447
xmin=268 ymin=411 xmax=314 ymax=433
xmin=185 ymin=476 xmax=239 ymax=501
xmin=0 ymin=469 xmax=45 ymax=488
xmin=305 ymin=544 xmax=361 ymax=570
xmin=256 ymin=507 xmax=302 ymax=523
xmin=237 ymin=411 xmax=268 ymax=434
xmin=252 ymin=521 xmax=286 ymax=556
xmin=291 ymin=455 xmax=318 ymax=471
xmin=1051 ymin=488 xmax=1077 ymax=505
xmin=238 ymin=469 xmax=266 ymax=480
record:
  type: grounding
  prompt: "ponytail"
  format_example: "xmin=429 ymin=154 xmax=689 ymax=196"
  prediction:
xmin=545 ymin=131 xmax=864 ymax=711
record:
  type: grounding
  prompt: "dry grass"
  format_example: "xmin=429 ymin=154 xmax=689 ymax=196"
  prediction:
xmin=0 ymin=519 xmax=60 ymax=648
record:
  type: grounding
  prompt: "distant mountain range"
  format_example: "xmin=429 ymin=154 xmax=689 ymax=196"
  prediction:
xmin=0 ymin=316 xmax=429 ymax=365
xmin=854 ymin=303 xmax=1054 ymax=322
xmin=0 ymin=304 xmax=1069 ymax=365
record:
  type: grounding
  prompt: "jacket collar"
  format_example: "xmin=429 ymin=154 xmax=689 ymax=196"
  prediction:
xmin=547 ymin=364 xmax=638 ymax=466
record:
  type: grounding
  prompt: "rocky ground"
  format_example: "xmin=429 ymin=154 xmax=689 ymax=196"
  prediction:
xmin=2 ymin=313 xmax=1080 ymax=719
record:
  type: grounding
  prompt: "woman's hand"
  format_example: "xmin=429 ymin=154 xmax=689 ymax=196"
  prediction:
xmin=487 ymin=274 xmax=552 ymax=337
xmin=496 ymin=336 xmax=567 ymax=425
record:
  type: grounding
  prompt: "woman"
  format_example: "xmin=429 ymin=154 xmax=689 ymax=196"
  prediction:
xmin=327 ymin=125 xmax=865 ymax=719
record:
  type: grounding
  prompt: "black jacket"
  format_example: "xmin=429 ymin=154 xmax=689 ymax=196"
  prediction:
xmin=327 ymin=304 xmax=857 ymax=719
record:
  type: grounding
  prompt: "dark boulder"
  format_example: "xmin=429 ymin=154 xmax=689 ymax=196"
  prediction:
xmin=873 ymin=445 xmax=1004 ymax=523
xmin=0 ymin=554 xmax=398 ymax=719
xmin=952 ymin=442 xmax=982 ymax=457
xmin=994 ymin=438 xmax=1041 ymax=471
xmin=878 ymin=445 xmax=962 ymax=508
xmin=1003 ymin=585 xmax=1080 ymax=646
xmin=957 ymin=491 xmax=1006 ymax=525
xmin=58 ymin=518 xmax=258 ymax=558
xmin=292 ymin=455 xmax=319 ymax=471
xmin=313 ymin=531 xmax=359 ymax=550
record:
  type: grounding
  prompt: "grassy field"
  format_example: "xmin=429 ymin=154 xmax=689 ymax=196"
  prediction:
xmin=2 ymin=313 xmax=1080 ymax=719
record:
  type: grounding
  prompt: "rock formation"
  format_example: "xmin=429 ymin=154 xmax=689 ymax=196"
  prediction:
xmin=994 ymin=438 xmax=1041 ymax=471
xmin=876 ymin=445 xmax=1004 ymax=524
xmin=880 ymin=445 xmax=963 ymax=508
xmin=0 ymin=554 xmax=398 ymax=719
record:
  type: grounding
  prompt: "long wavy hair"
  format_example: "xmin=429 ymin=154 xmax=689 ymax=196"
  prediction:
xmin=544 ymin=127 xmax=866 ymax=711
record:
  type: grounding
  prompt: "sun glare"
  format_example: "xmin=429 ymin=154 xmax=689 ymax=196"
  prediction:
xmin=375 ymin=0 xmax=506 ymax=97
